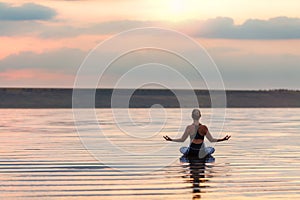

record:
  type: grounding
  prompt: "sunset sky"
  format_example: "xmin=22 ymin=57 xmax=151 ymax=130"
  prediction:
xmin=0 ymin=0 xmax=299 ymax=89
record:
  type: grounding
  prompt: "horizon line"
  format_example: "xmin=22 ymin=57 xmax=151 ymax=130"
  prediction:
xmin=0 ymin=87 xmax=299 ymax=92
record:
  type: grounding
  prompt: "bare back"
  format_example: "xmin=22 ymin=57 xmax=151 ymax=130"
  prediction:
xmin=186 ymin=124 xmax=198 ymax=142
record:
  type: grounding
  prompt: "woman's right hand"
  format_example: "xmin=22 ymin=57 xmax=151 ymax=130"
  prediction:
xmin=163 ymin=135 xmax=172 ymax=141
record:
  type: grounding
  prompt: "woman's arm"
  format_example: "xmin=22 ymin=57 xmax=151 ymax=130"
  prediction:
xmin=206 ymin=130 xmax=231 ymax=143
xmin=163 ymin=126 xmax=190 ymax=142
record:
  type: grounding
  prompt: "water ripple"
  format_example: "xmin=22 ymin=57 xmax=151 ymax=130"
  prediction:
xmin=0 ymin=108 xmax=299 ymax=200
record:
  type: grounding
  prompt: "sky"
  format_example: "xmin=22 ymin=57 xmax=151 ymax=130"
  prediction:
xmin=0 ymin=0 xmax=299 ymax=90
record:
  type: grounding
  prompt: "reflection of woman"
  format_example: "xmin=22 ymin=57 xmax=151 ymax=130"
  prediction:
xmin=180 ymin=155 xmax=215 ymax=200
xmin=163 ymin=109 xmax=230 ymax=158
xmin=188 ymin=157 xmax=206 ymax=199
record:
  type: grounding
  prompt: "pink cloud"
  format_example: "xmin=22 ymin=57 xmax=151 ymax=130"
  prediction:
xmin=0 ymin=68 xmax=74 ymax=81
xmin=0 ymin=34 xmax=109 ymax=59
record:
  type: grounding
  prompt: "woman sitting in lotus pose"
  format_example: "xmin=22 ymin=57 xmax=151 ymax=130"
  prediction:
xmin=163 ymin=109 xmax=231 ymax=158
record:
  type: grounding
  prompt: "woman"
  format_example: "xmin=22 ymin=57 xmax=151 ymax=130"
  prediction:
xmin=163 ymin=109 xmax=231 ymax=158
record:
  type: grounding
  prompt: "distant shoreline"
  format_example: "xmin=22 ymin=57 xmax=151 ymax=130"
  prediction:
xmin=1 ymin=88 xmax=300 ymax=108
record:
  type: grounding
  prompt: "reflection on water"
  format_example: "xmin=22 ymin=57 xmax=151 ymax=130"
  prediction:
xmin=180 ymin=156 xmax=216 ymax=200
xmin=0 ymin=108 xmax=299 ymax=200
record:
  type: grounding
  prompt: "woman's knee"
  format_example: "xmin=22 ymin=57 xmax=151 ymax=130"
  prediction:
xmin=205 ymin=147 xmax=215 ymax=155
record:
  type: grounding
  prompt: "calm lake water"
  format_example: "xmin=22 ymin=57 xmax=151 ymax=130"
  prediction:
xmin=0 ymin=108 xmax=299 ymax=200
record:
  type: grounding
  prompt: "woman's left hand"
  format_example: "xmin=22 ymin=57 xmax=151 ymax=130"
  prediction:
xmin=163 ymin=135 xmax=172 ymax=141
xmin=223 ymin=135 xmax=231 ymax=141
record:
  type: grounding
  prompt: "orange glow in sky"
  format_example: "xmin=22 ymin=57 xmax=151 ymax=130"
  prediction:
xmin=4 ymin=0 xmax=300 ymax=24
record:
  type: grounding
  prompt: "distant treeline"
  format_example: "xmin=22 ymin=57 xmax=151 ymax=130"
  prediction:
xmin=0 ymin=88 xmax=300 ymax=108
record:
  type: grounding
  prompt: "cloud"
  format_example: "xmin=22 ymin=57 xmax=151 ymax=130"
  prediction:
xmin=39 ymin=20 xmax=156 ymax=38
xmin=193 ymin=16 xmax=300 ymax=39
xmin=0 ymin=2 xmax=56 ymax=21
xmin=0 ymin=47 xmax=86 ymax=87
xmin=0 ymin=21 xmax=42 ymax=36
xmin=1 ymin=45 xmax=299 ymax=89
xmin=0 ymin=48 xmax=86 ymax=73
xmin=1 ymin=16 xmax=300 ymax=39
xmin=0 ymin=68 xmax=75 ymax=87
xmin=0 ymin=19 xmax=154 ymax=37
xmin=0 ymin=68 xmax=73 ymax=81
xmin=210 ymin=51 xmax=300 ymax=89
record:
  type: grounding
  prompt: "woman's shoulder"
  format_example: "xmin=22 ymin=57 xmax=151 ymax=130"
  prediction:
xmin=186 ymin=124 xmax=194 ymax=129
xmin=199 ymin=124 xmax=208 ymax=134
xmin=186 ymin=124 xmax=196 ymax=131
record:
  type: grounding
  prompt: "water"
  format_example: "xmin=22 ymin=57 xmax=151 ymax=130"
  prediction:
xmin=0 ymin=108 xmax=299 ymax=199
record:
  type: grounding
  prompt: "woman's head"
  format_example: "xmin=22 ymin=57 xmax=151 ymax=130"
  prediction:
xmin=191 ymin=109 xmax=201 ymax=120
